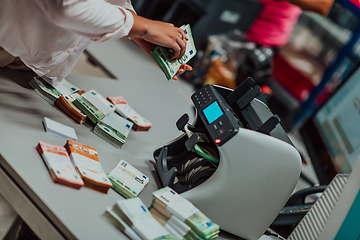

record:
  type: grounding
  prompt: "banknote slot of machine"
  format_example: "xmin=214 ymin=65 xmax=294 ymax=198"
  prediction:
xmin=153 ymin=77 xmax=302 ymax=239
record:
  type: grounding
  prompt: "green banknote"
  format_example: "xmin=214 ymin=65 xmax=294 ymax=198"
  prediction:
xmin=93 ymin=112 xmax=133 ymax=148
xmin=73 ymin=95 xmax=106 ymax=123
xmin=151 ymin=24 xmax=197 ymax=80
xmin=29 ymin=77 xmax=63 ymax=104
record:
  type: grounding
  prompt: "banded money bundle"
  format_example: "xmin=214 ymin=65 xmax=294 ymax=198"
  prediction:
xmin=111 ymin=198 xmax=175 ymax=240
xmin=36 ymin=141 xmax=84 ymax=189
xmin=150 ymin=187 xmax=220 ymax=240
xmin=105 ymin=207 xmax=142 ymax=240
xmin=65 ymin=140 xmax=113 ymax=194
xmin=73 ymin=89 xmax=115 ymax=124
xmin=108 ymin=159 xmax=149 ymax=198
xmin=151 ymin=24 xmax=197 ymax=80
xmin=55 ymin=91 xmax=88 ymax=124
xmin=107 ymin=96 xmax=152 ymax=131
xmin=29 ymin=77 xmax=88 ymax=123
xmin=29 ymin=77 xmax=63 ymax=104
xmin=150 ymin=207 xmax=200 ymax=240
xmin=94 ymin=112 xmax=133 ymax=148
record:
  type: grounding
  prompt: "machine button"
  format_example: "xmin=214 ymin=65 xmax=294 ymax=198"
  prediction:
xmin=213 ymin=124 xmax=218 ymax=130
xmin=219 ymin=129 xmax=224 ymax=134
xmin=215 ymin=139 xmax=221 ymax=144
xmin=219 ymin=121 xmax=223 ymax=126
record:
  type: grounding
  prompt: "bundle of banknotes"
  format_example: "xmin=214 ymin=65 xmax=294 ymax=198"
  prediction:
xmin=151 ymin=24 xmax=197 ymax=80
xmin=29 ymin=77 xmax=63 ymax=104
xmin=73 ymin=89 xmax=115 ymax=124
xmin=110 ymin=198 xmax=175 ymax=240
xmin=105 ymin=207 xmax=142 ymax=240
xmin=55 ymin=91 xmax=88 ymax=124
xmin=65 ymin=140 xmax=113 ymax=193
xmin=150 ymin=187 xmax=220 ymax=240
xmin=29 ymin=77 xmax=88 ymax=123
xmin=93 ymin=112 xmax=133 ymax=148
xmin=73 ymin=90 xmax=134 ymax=148
xmin=108 ymin=159 xmax=149 ymax=198
xmin=36 ymin=141 xmax=84 ymax=189
xmin=107 ymin=96 xmax=152 ymax=131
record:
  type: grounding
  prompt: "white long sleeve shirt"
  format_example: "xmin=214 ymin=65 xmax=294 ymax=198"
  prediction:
xmin=0 ymin=0 xmax=135 ymax=81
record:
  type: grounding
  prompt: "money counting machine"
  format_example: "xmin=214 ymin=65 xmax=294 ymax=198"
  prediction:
xmin=153 ymin=77 xmax=302 ymax=239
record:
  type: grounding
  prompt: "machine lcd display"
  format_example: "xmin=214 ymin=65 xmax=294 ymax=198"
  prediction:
xmin=203 ymin=101 xmax=223 ymax=124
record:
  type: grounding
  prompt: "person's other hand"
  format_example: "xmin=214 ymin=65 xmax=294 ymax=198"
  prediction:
xmin=172 ymin=63 xmax=193 ymax=81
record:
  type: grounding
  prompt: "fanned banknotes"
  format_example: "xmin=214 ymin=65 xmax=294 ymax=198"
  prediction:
xmin=151 ymin=24 xmax=197 ymax=80
xmin=36 ymin=141 xmax=84 ymax=189
xmin=150 ymin=187 xmax=220 ymax=240
xmin=94 ymin=112 xmax=133 ymax=148
xmin=108 ymin=159 xmax=149 ymax=198
xmin=107 ymin=96 xmax=152 ymax=131
xmin=112 ymin=198 xmax=175 ymax=240
xmin=73 ymin=90 xmax=115 ymax=124
xmin=65 ymin=140 xmax=113 ymax=193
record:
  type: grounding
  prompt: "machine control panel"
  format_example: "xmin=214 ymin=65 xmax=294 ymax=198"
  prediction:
xmin=191 ymin=85 xmax=239 ymax=146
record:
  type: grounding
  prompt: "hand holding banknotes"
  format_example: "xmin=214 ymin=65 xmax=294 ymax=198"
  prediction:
xmin=127 ymin=12 xmax=193 ymax=80
xmin=132 ymin=37 xmax=192 ymax=80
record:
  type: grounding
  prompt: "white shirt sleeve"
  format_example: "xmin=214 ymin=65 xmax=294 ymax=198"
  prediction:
xmin=45 ymin=0 xmax=134 ymax=42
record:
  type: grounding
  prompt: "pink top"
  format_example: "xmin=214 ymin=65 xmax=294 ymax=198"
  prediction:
xmin=246 ymin=0 xmax=302 ymax=47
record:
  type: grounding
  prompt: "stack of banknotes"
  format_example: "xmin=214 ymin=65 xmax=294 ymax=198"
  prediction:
xmin=73 ymin=90 xmax=133 ymax=148
xmin=55 ymin=91 xmax=88 ymax=124
xmin=73 ymin=89 xmax=115 ymax=124
xmin=65 ymin=140 xmax=113 ymax=193
xmin=107 ymin=96 xmax=152 ymax=131
xmin=108 ymin=159 xmax=149 ymax=198
xmin=105 ymin=207 xmax=142 ymax=240
xmin=93 ymin=112 xmax=133 ymax=148
xmin=110 ymin=198 xmax=175 ymax=240
xmin=29 ymin=77 xmax=63 ymax=104
xmin=36 ymin=141 xmax=84 ymax=189
xmin=30 ymin=78 xmax=133 ymax=147
xmin=150 ymin=187 xmax=220 ymax=240
xmin=29 ymin=77 xmax=88 ymax=123
xmin=151 ymin=24 xmax=197 ymax=80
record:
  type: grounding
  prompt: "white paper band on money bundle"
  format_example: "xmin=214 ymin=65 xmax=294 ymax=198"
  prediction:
xmin=153 ymin=187 xmax=181 ymax=204
xmin=106 ymin=208 xmax=142 ymax=240
xmin=168 ymin=215 xmax=191 ymax=237
xmin=163 ymin=223 xmax=182 ymax=240
xmin=166 ymin=197 xmax=199 ymax=222
xmin=132 ymin=217 xmax=169 ymax=240
xmin=109 ymin=160 xmax=149 ymax=195
xmin=72 ymin=152 xmax=107 ymax=183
